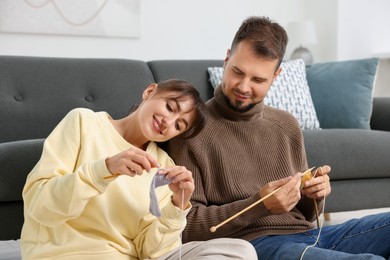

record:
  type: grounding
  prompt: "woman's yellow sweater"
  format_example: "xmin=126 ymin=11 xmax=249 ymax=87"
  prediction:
xmin=21 ymin=108 xmax=188 ymax=260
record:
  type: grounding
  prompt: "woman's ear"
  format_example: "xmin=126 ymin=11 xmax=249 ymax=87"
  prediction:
xmin=142 ymin=83 xmax=158 ymax=100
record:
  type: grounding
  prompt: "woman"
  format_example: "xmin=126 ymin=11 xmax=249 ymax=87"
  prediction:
xmin=20 ymin=79 xmax=256 ymax=260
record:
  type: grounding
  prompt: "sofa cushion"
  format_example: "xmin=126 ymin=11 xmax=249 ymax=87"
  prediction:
xmin=148 ymin=60 xmax=223 ymax=101
xmin=371 ymin=97 xmax=390 ymax=131
xmin=208 ymin=59 xmax=321 ymax=130
xmin=0 ymin=56 xmax=155 ymax=143
xmin=303 ymin=129 xmax=390 ymax=180
xmin=0 ymin=240 xmax=21 ymax=260
xmin=306 ymin=58 xmax=379 ymax=129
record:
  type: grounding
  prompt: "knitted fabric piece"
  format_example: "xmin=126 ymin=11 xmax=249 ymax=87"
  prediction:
xmin=149 ymin=171 xmax=172 ymax=217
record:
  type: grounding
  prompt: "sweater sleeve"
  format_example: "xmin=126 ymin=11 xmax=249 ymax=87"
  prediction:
xmin=22 ymin=109 xmax=114 ymax=227
xmin=131 ymin=148 xmax=191 ymax=259
xmin=134 ymin=198 xmax=190 ymax=259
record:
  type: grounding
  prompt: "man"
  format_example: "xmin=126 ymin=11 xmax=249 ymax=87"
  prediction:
xmin=167 ymin=16 xmax=390 ymax=259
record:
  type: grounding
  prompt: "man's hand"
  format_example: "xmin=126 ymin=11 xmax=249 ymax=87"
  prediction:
xmin=301 ymin=165 xmax=332 ymax=199
xmin=260 ymin=174 xmax=302 ymax=214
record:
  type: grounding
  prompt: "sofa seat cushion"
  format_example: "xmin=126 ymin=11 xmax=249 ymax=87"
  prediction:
xmin=0 ymin=240 xmax=21 ymax=260
xmin=303 ymin=129 xmax=390 ymax=180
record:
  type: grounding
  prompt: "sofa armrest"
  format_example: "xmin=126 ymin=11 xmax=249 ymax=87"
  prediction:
xmin=371 ymin=97 xmax=390 ymax=131
xmin=303 ymin=129 xmax=390 ymax=212
xmin=0 ymin=139 xmax=44 ymax=202
xmin=0 ymin=139 xmax=44 ymax=240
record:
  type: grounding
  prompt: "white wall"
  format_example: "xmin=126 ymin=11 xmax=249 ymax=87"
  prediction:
xmin=0 ymin=0 xmax=304 ymax=60
xmin=338 ymin=0 xmax=390 ymax=60
xmin=2 ymin=0 xmax=390 ymax=61
xmin=1 ymin=0 xmax=389 ymax=95
xmin=303 ymin=0 xmax=390 ymax=62
xmin=302 ymin=0 xmax=338 ymax=62
xmin=304 ymin=0 xmax=390 ymax=96
xmin=337 ymin=0 xmax=390 ymax=96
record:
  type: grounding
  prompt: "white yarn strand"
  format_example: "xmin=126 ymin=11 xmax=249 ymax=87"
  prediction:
xmin=300 ymin=170 xmax=328 ymax=260
xmin=179 ymin=189 xmax=184 ymax=260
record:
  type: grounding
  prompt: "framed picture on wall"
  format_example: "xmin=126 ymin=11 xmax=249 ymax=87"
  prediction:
xmin=0 ymin=0 xmax=140 ymax=38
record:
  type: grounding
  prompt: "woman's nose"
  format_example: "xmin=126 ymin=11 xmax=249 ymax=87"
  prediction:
xmin=162 ymin=117 xmax=175 ymax=129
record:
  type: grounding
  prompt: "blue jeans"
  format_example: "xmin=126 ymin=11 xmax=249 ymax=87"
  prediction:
xmin=250 ymin=212 xmax=390 ymax=260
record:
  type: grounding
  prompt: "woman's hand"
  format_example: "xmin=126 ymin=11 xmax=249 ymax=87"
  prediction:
xmin=301 ymin=165 xmax=332 ymax=199
xmin=159 ymin=166 xmax=195 ymax=210
xmin=105 ymin=147 xmax=159 ymax=177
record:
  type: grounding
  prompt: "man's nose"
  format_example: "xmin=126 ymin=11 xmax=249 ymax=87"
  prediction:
xmin=237 ymin=78 xmax=251 ymax=92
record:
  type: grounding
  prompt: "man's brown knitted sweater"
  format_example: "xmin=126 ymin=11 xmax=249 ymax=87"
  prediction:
xmin=167 ymin=86 xmax=323 ymax=242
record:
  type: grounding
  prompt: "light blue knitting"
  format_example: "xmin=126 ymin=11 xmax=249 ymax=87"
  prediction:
xmin=149 ymin=169 xmax=172 ymax=217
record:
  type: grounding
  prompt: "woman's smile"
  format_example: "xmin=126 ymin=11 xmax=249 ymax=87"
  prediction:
xmin=152 ymin=115 xmax=163 ymax=135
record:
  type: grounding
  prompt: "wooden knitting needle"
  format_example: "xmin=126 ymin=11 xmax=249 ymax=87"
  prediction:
xmin=301 ymin=166 xmax=321 ymax=227
xmin=103 ymin=167 xmax=164 ymax=179
xmin=312 ymin=167 xmax=324 ymax=228
xmin=311 ymin=168 xmax=320 ymax=228
xmin=313 ymin=199 xmax=320 ymax=228
xmin=210 ymin=167 xmax=315 ymax=233
xmin=210 ymin=186 xmax=282 ymax=233
xmin=103 ymin=174 xmax=120 ymax=180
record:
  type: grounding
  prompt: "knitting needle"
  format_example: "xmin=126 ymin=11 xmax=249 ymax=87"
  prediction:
xmin=210 ymin=186 xmax=282 ymax=233
xmin=103 ymin=167 xmax=165 ymax=180
xmin=312 ymin=167 xmax=324 ymax=228
xmin=103 ymin=168 xmax=140 ymax=179
xmin=103 ymin=174 xmax=119 ymax=180
xmin=313 ymin=199 xmax=320 ymax=228
xmin=301 ymin=166 xmax=321 ymax=227
xmin=210 ymin=167 xmax=315 ymax=233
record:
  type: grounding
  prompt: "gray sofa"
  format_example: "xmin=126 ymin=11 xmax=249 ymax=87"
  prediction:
xmin=1 ymin=55 xmax=390 ymax=245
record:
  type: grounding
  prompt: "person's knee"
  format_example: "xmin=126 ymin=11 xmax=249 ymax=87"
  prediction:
xmin=215 ymin=238 xmax=257 ymax=259
xmin=234 ymin=239 xmax=257 ymax=259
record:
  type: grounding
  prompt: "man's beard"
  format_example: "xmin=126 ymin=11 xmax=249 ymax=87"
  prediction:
xmin=223 ymin=94 xmax=255 ymax=112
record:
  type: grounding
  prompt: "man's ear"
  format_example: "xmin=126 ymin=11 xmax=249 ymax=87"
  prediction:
xmin=142 ymin=83 xmax=158 ymax=100
xmin=269 ymin=67 xmax=282 ymax=86
xmin=223 ymin=49 xmax=231 ymax=69
xmin=273 ymin=67 xmax=282 ymax=81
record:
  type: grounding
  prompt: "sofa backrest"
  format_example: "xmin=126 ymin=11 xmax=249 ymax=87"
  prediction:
xmin=0 ymin=55 xmax=155 ymax=143
xmin=0 ymin=56 xmax=223 ymax=144
xmin=148 ymin=59 xmax=223 ymax=101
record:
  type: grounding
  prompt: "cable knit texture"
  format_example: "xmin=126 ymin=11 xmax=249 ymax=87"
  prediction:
xmin=167 ymin=86 xmax=323 ymax=242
